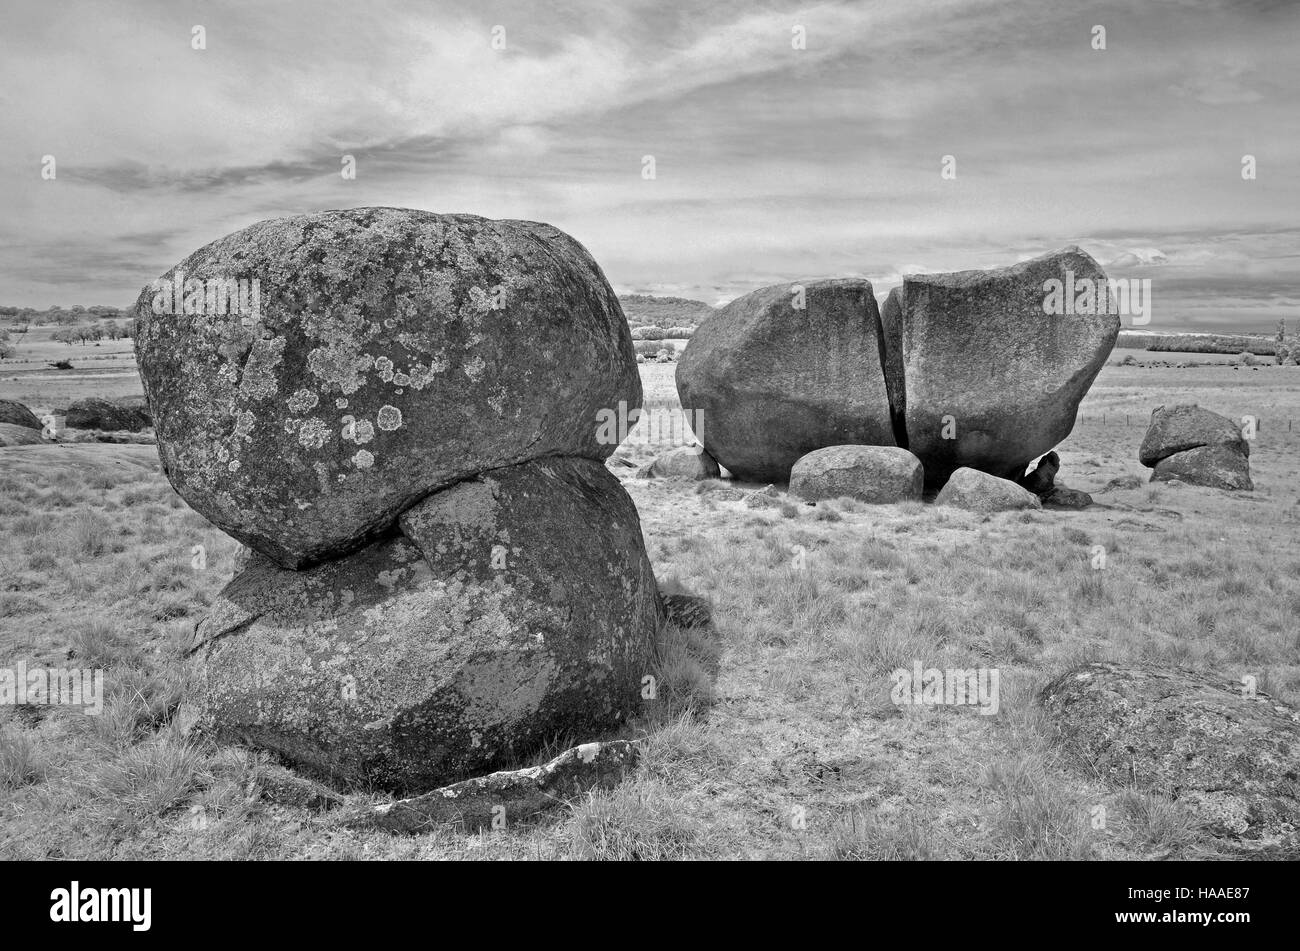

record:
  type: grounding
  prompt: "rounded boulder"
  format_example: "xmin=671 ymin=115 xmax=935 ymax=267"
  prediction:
xmin=789 ymin=445 xmax=923 ymax=504
xmin=184 ymin=457 xmax=658 ymax=795
xmin=134 ymin=208 xmax=640 ymax=568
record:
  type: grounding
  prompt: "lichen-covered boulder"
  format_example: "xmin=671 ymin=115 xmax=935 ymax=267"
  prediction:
xmin=634 ymin=446 xmax=720 ymax=480
xmin=1040 ymin=663 xmax=1300 ymax=847
xmin=0 ymin=399 xmax=41 ymax=431
xmin=675 ymin=279 xmax=895 ymax=483
xmin=183 ymin=457 xmax=657 ymax=795
xmin=789 ymin=445 xmax=923 ymax=504
xmin=934 ymin=467 xmax=1042 ymax=513
xmin=63 ymin=397 xmax=151 ymax=433
xmin=135 ymin=207 xmax=640 ymax=568
xmin=898 ymin=247 xmax=1119 ymax=490
xmin=1139 ymin=404 xmax=1248 ymax=467
xmin=0 ymin=422 xmax=44 ymax=447
xmin=1151 ymin=445 xmax=1253 ymax=490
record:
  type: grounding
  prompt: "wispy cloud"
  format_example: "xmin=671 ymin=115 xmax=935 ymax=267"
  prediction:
xmin=0 ymin=0 xmax=1295 ymax=331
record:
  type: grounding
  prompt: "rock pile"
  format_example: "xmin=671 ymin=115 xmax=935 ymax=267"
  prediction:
xmin=678 ymin=248 xmax=1119 ymax=490
xmin=139 ymin=208 xmax=658 ymax=794
xmin=1139 ymin=404 xmax=1252 ymax=490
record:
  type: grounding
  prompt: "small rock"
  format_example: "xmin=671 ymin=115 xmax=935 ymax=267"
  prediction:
xmin=1101 ymin=474 xmax=1144 ymax=492
xmin=345 ymin=740 xmax=640 ymax=834
xmin=1017 ymin=451 xmax=1059 ymax=495
xmin=1041 ymin=485 xmax=1092 ymax=509
xmin=934 ymin=467 xmax=1042 ymax=513
xmin=789 ymin=445 xmax=924 ymax=504
xmin=660 ymin=593 xmax=713 ymax=630
xmin=635 ymin=446 xmax=720 ymax=480
xmin=743 ymin=485 xmax=785 ymax=509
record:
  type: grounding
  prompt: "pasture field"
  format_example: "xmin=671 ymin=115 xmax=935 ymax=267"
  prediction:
xmin=1 ymin=357 xmax=1298 ymax=859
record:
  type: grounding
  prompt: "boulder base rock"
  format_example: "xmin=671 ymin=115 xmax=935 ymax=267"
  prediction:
xmin=64 ymin=397 xmax=151 ymax=433
xmin=1018 ymin=451 xmax=1059 ymax=495
xmin=1151 ymin=444 xmax=1253 ymax=490
xmin=675 ymin=279 xmax=895 ymax=483
xmin=934 ymin=467 xmax=1042 ymax=513
xmin=1041 ymin=485 xmax=1092 ymax=509
xmin=635 ymin=446 xmax=720 ymax=480
xmin=789 ymin=445 xmax=923 ymax=504
xmin=899 ymin=247 xmax=1119 ymax=489
xmin=0 ymin=423 xmax=44 ymax=447
xmin=0 ymin=399 xmax=41 ymax=431
xmin=184 ymin=457 xmax=658 ymax=795
xmin=1139 ymin=404 xmax=1248 ymax=467
xmin=347 ymin=740 xmax=640 ymax=834
xmin=1040 ymin=663 xmax=1300 ymax=846
xmin=135 ymin=207 xmax=639 ymax=569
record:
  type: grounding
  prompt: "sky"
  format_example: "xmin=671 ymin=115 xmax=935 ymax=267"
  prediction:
xmin=1 ymin=0 xmax=1297 ymax=332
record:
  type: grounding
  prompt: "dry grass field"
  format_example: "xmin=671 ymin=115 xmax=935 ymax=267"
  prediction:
xmin=2 ymin=353 xmax=1298 ymax=859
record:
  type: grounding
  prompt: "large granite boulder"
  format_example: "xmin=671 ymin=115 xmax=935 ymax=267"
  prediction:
xmin=789 ymin=445 xmax=923 ymax=504
xmin=897 ymin=247 xmax=1119 ymax=490
xmin=0 ymin=399 xmax=40 ymax=431
xmin=934 ymin=467 xmax=1042 ymax=513
xmin=675 ymin=279 xmax=895 ymax=483
xmin=1040 ymin=663 xmax=1300 ymax=847
xmin=1139 ymin=404 xmax=1248 ymax=467
xmin=1151 ymin=444 xmax=1253 ymax=490
xmin=63 ymin=397 xmax=151 ymax=432
xmin=135 ymin=207 xmax=640 ymax=568
xmin=184 ymin=457 xmax=658 ymax=795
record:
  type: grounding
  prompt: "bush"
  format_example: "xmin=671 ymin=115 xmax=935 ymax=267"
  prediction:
xmin=631 ymin=326 xmax=668 ymax=341
xmin=635 ymin=341 xmax=673 ymax=359
xmin=1238 ymin=351 xmax=1256 ymax=366
xmin=665 ymin=326 xmax=694 ymax=339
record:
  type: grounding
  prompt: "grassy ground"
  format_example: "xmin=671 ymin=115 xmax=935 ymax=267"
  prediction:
xmin=2 ymin=358 xmax=1298 ymax=859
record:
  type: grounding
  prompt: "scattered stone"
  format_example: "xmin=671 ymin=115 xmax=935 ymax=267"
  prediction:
xmin=248 ymin=764 xmax=344 ymax=811
xmin=934 ymin=467 xmax=1042 ymax=513
xmin=660 ymin=593 xmax=713 ymax=630
xmin=1041 ymin=486 xmax=1092 ymax=509
xmin=899 ymin=247 xmax=1119 ymax=489
xmin=1017 ymin=451 xmax=1059 ymax=495
xmin=0 ymin=399 xmax=40 ymax=431
xmin=0 ymin=423 xmax=44 ymax=447
xmin=1151 ymin=444 xmax=1253 ymax=491
xmin=1101 ymin=474 xmax=1144 ymax=492
xmin=63 ymin=397 xmax=151 ymax=433
xmin=1139 ymin=404 xmax=1248 ymax=467
xmin=743 ymin=484 xmax=785 ymax=509
xmin=635 ymin=445 xmax=720 ymax=480
xmin=136 ymin=207 xmax=640 ymax=569
xmin=345 ymin=740 xmax=640 ymax=834
xmin=184 ymin=457 xmax=658 ymax=795
xmin=676 ymin=279 xmax=895 ymax=483
xmin=1040 ymin=663 xmax=1300 ymax=847
xmin=789 ymin=445 xmax=924 ymax=504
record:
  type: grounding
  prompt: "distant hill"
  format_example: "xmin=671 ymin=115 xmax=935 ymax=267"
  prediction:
xmin=618 ymin=294 xmax=714 ymax=329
